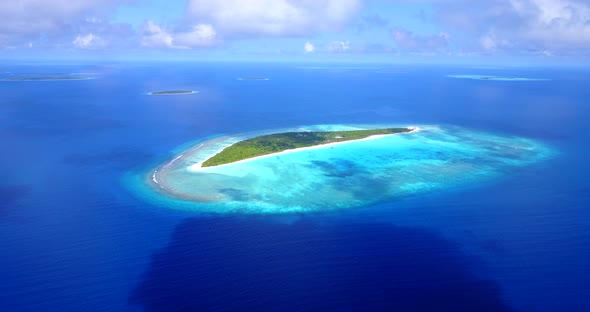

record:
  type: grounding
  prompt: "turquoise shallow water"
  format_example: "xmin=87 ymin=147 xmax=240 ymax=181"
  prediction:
xmin=127 ymin=124 xmax=553 ymax=214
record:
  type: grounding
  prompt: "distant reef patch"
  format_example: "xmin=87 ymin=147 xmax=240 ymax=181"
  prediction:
xmin=148 ymin=90 xmax=198 ymax=95
xmin=237 ymin=77 xmax=269 ymax=81
xmin=0 ymin=74 xmax=95 ymax=81
xmin=447 ymin=75 xmax=549 ymax=81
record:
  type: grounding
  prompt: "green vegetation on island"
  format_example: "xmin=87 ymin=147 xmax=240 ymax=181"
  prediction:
xmin=149 ymin=90 xmax=195 ymax=95
xmin=202 ymin=127 xmax=412 ymax=167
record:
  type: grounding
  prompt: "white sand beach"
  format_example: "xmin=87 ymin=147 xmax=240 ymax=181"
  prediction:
xmin=188 ymin=127 xmax=419 ymax=172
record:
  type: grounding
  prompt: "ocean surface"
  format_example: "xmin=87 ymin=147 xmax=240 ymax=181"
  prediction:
xmin=0 ymin=62 xmax=589 ymax=311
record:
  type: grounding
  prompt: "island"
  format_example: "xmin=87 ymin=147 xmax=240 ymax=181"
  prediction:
xmin=238 ymin=77 xmax=269 ymax=81
xmin=0 ymin=76 xmax=94 ymax=81
xmin=447 ymin=75 xmax=549 ymax=81
xmin=201 ymin=127 xmax=413 ymax=167
xmin=148 ymin=90 xmax=197 ymax=95
xmin=131 ymin=124 xmax=554 ymax=213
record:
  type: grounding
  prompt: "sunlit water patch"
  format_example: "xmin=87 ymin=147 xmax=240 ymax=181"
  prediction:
xmin=126 ymin=125 xmax=554 ymax=214
xmin=447 ymin=74 xmax=550 ymax=81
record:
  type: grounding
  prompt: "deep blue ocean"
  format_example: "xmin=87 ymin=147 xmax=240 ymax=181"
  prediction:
xmin=0 ymin=62 xmax=589 ymax=312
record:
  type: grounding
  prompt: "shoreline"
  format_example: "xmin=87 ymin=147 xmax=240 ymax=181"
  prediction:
xmin=149 ymin=126 xmax=420 ymax=195
xmin=188 ymin=126 xmax=419 ymax=171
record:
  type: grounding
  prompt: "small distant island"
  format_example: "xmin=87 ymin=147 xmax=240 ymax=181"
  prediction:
xmin=148 ymin=90 xmax=197 ymax=95
xmin=447 ymin=75 xmax=549 ymax=81
xmin=0 ymin=76 xmax=93 ymax=81
xmin=201 ymin=127 xmax=413 ymax=167
xmin=238 ymin=77 xmax=269 ymax=81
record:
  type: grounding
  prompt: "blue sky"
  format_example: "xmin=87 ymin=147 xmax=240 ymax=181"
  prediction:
xmin=1 ymin=0 xmax=589 ymax=64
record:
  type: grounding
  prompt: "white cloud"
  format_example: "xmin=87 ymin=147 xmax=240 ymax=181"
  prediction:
xmin=174 ymin=24 xmax=217 ymax=48
xmin=3 ymin=0 xmax=588 ymax=57
xmin=73 ymin=33 xmax=105 ymax=49
xmin=0 ymin=0 xmax=133 ymax=51
xmin=141 ymin=21 xmax=218 ymax=49
xmin=141 ymin=21 xmax=174 ymax=48
xmin=514 ymin=0 xmax=590 ymax=49
xmin=479 ymin=34 xmax=497 ymax=51
xmin=433 ymin=0 xmax=590 ymax=54
xmin=0 ymin=0 xmax=129 ymax=46
xmin=391 ymin=29 xmax=449 ymax=52
xmin=185 ymin=0 xmax=362 ymax=37
xmin=328 ymin=40 xmax=350 ymax=52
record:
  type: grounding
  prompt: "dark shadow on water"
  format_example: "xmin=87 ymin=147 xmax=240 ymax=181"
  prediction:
xmin=132 ymin=217 xmax=516 ymax=312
